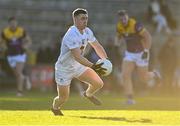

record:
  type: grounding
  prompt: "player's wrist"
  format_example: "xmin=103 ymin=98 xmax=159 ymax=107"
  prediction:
xmin=141 ymin=49 xmax=150 ymax=60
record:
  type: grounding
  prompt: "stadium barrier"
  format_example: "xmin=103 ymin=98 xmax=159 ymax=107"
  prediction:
xmin=30 ymin=65 xmax=54 ymax=91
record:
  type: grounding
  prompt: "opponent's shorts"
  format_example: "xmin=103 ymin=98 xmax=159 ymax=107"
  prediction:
xmin=123 ymin=51 xmax=149 ymax=67
xmin=7 ymin=54 xmax=27 ymax=68
xmin=55 ymin=61 xmax=88 ymax=86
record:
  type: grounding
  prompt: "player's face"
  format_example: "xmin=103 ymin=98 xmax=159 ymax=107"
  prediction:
xmin=9 ymin=20 xmax=18 ymax=30
xmin=75 ymin=14 xmax=88 ymax=30
xmin=119 ymin=15 xmax=129 ymax=26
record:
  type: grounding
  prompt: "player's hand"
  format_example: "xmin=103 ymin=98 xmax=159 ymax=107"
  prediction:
xmin=141 ymin=50 xmax=149 ymax=60
xmin=91 ymin=63 xmax=107 ymax=76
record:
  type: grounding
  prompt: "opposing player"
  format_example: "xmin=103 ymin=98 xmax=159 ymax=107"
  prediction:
xmin=0 ymin=17 xmax=32 ymax=96
xmin=115 ymin=10 xmax=161 ymax=104
xmin=51 ymin=8 xmax=108 ymax=116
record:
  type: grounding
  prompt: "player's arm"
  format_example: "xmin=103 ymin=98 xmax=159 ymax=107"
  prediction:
xmin=140 ymin=28 xmax=152 ymax=50
xmin=115 ymin=23 xmax=124 ymax=47
xmin=71 ymin=48 xmax=106 ymax=75
xmin=136 ymin=22 xmax=152 ymax=59
xmin=114 ymin=32 xmax=124 ymax=47
xmin=66 ymin=35 xmax=93 ymax=67
xmin=140 ymin=28 xmax=152 ymax=59
xmin=89 ymin=40 xmax=108 ymax=59
xmin=22 ymin=30 xmax=32 ymax=50
xmin=71 ymin=47 xmax=106 ymax=75
xmin=71 ymin=47 xmax=93 ymax=67
xmin=0 ymin=32 xmax=7 ymax=51
xmin=135 ymin=22 xmax=152 ymax=50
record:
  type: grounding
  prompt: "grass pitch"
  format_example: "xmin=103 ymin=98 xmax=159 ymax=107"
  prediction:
xmin=0 ymin=90 xmax=180 ymax=126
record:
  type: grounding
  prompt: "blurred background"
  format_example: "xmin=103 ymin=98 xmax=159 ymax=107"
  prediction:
xmin=0 ymin=0 xmax=180 ymax=96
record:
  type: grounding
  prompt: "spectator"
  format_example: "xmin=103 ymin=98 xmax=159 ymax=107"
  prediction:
xmin=159 ymin=0 xmax=177 ymax=30
xmin=147 ymin=0 xmax=171 ymax=34
xmin=152 ymin=12 xmax=171 ymax=34
xmin=147 ymin=0 xmax=161 ymax=22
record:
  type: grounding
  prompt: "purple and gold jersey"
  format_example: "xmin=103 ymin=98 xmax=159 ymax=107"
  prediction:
xmin=1 ymin=27 xmax=26 ymax=56
xmin=116 ymin=18 xmax=145 ymax=53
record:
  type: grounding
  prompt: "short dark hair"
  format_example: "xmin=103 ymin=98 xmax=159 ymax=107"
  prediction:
xmin=117 ymin=10 xmax=128 ymax=16
xmin=8 ymin=16 xmax=16 ymax=22
xmin=72 ymin=8 xmax=88 ymax=17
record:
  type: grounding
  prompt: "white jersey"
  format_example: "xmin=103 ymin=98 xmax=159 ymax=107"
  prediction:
xmin=55 ymin=25 xmax=96 ymax=70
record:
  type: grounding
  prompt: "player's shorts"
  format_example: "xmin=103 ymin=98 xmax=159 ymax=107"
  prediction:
xmin=55 ymin=60 xmax=88 ymax=86
xmin=7 ymin=53 xmax=27 ymax=68
xmin=123 ymin=51 xmax=149 ymax=67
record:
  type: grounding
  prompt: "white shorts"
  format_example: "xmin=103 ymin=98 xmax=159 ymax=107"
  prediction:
xmin=7 ymin=54 xmax=27 ymax=68
xmin=123 ymin=51 xmax=149 ymax=67
xmin=55 ymin=61 xmax=88 ymax=86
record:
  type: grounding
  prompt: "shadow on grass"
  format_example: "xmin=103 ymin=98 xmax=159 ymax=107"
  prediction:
xmin=75 ymin=116 xmax=152 ymax=123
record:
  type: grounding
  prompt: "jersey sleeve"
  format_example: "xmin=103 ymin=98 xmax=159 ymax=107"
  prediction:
xmin=135 ymin=22 xmax=145 ymax=35
xmin=86 ymin=28 xmax=96 ymax=43
xmin=64 ymin=35 xmax=80 ymax=49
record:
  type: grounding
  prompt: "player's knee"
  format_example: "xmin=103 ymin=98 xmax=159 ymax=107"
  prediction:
xmin=96 ymin=81 xmax=104 ymax=89
xmin=92 ymin=80 xmax=104 ymax=89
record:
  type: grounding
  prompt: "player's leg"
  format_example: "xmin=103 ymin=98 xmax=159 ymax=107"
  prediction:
xmin=7 ymin=54 xmax=27 ymax=96
xmin=121 ymin=60 xmax=136 ymax=104
xmin=52 ymin=85 xmax=70 ymax=116
xmin=136 ymin=63 xmax=162 ymax=87
xmin=77 ymin=68 xmax=104 ymax=105
xmin=52 ymin=66 xmax=72 ymax=116
xmin=136 ymin=50 xmax=162 ymax=87
xmin=137 ymin=66 xmax=154 ymax=83
xmin=23 ymin=63 xmax=32 ymax=90
xmin=12 ymin=62 xmax=25 ymax=96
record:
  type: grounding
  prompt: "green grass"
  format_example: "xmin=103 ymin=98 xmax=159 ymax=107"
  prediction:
xmin=0 ymin=91 xmax=180 ymax=126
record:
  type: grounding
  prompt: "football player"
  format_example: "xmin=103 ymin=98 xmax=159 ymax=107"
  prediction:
xmin=115 ymin=10 xmax=161 ymax=104
xmin=51 ymin=8 xmax=108 ymax=116
xmin=0 ymin=17 xmax=32 ymax=97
